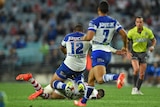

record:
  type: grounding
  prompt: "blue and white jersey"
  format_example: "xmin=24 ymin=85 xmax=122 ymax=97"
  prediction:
xmin=61 ymin=32 xmax=91 ymax=72
xmin=88 ymin=16 xmax=123 ymax=52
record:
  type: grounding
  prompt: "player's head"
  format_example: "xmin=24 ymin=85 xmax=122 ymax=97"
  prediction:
xmin=74 ymin=24 xmax=83 ymax=32
xmin=135 ymin=16 xmax=144 ymax=28
xmin=98 ymin=1 xmax=109 ymax=14
xmin=97 ymin=89 xmax=105 ymax=99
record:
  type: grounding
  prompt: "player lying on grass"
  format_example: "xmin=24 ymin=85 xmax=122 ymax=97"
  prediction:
xmin=16 ymin=73 xmax=105 ymax=100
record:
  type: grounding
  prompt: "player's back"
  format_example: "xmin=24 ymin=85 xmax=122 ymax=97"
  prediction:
xmin=62 ymin=32 xmax=91 ymax=72
xmin=89 ymin=16 xmax=123 ymax=52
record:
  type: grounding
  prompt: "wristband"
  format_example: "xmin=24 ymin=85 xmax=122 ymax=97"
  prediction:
xmin=150 ymin=46 xmax=154 ymax=49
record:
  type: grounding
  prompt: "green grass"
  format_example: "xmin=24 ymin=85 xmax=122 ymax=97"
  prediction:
xmin=0 ymin=82 xmax=160 ymax=107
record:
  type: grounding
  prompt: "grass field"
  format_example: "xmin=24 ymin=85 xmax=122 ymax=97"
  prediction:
xmin=0 ymin=82 xmax=160 ymax=107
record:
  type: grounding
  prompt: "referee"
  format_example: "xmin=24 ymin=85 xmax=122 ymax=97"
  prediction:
xmin=128 ymin=16 xmax=157 ymax=95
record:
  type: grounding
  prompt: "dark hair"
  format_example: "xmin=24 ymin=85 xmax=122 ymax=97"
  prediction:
xmin=135 ymin=16 xmax=143 ymax=20
xmin=74 ymin=24 xmax=83 ymax=32
xmin=136 ymin=16 xmax=143 ymax=19
xmin=97 ymin=89 xmax=105 ymax=99
xmin=98 ymin=1 xmax=109 ymax=14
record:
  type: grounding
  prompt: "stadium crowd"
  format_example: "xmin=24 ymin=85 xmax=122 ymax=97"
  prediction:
xmin=0 ymin=0 xmax=160 ymax=85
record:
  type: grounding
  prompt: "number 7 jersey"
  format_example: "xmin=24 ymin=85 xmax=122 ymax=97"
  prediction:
xmin=88 ymin=16 xmax=123 ymax=52
xmin=61 ymin=32 xmax=91 ymax=72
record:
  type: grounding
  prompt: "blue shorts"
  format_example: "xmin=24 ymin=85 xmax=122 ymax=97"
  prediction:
xmin=154 ymin=68 xmax=160 ymax=77
xmin=91 ymin=50 xmax=111 ymax=67
xmin=56 ymin=62 xmax=84 ymax=81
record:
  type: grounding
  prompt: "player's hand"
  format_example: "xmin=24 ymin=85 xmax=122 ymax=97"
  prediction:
xmin=115 ymin=47 xmax=128 ymax=55
xmin=115 ymin=50 xmax=126 ymax=55
xmin=121 ymin=47 xmax=132 ymax=59
xmin=126 ymin=51 xmax=132 ymax=60
xmin=149 ymin=46 xmax=154 ymax=52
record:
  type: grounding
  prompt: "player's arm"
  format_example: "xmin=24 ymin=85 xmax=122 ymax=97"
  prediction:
xmin=60 ymin=45 xmax=66 ymax=55
xmin=108 ymin=46 xmax=126 ymax=55
xmin=60 ymin=39 xmax=67 ymax=55
xmin=118 ymin=29 xmax=128 ymax=51
xmin=119 ymin=29 xmax=132 ymax=59
xmin=149 ymin=38 xmax=156 ymax=52
xmin=82 ymin=30 xmax=95 ymax=41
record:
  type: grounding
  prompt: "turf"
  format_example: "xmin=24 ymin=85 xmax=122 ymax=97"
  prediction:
xmin=0 ymin=82 xmax=159 ymax=107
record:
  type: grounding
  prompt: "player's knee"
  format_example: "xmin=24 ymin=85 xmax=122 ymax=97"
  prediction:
xmin=140 ymin=74 xmax=145 ymax=80
xmin=134 ymin=69 xmax=139 ymax=74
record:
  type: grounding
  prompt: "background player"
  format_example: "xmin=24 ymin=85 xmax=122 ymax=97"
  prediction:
xmin=128 ymin=16 xmax=157 ymax=95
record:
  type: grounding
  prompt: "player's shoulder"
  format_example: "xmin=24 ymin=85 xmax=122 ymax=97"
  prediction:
xmin=64 ymin=32 xmax=85 ymax=41
xmin=143 ymin=26 xmax=152 ymax=32
xmin=92 ymin=16 xmax=116 ymax=22
xmin=128 ymin=26 xmax=136 ymax=33
xmin=66 ymin=32 xmax=85 ymax=37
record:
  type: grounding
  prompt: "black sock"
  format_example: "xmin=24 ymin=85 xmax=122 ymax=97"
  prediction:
xmin=137 ymin=79 xmax=143 ymax=90
xmin=133 ymin=75 xmax=138 ymax=87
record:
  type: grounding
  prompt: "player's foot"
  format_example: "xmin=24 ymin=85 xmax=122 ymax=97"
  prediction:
xmin=131 ymin=87 xmax=138 ymax=95
xmin=78 ymin=83 xmax=85 ymax=93
xmin=16 ymin=73 xmax=32 ymax=81
xmin=117 ymin=73 xmax=125 ymax=89
xmin=137 ymin=90 xmax=144 ymax=95
xmin=65 ymin=81 xmax=74 ymax=92
xmin=131 ymin=87 xmax=144 ymax=95
xmin=74 ymin=99 xmax=86 ymax=106
xmin=28 ymin=89 xmax=43 ymax=100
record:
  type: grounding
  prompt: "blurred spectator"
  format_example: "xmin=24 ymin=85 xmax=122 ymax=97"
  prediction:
xmin=22 ymin=3 xmax=32 ymax=13
xmin=12 ymin=35 xmax=27 ymax=49
xmin=7 ymin=12 xmax=16 ymax=23
xmin=152 ymin=62 xmax=160 ymax=87
xmin=9 ymin=25 xmax=18 ymax=36
xmin=146 ymin=62 xmax=160 ymax=87
xmin=11 ymin=2 xmax=19 ymax=15
xmin=24 ymin=19 xmax=34 ymax=35
xmin=40 ymin=41 xmax=49 ymax=65
xmin=56 ymin=10 xmax=71 ymax=24
xmin=44 ymin=26 xmax=57 ymax=45
xmin=34 ymin=17 xmax=43 ymax=41
xmin=49 ymin=40 xmax=60 ymax=72
xmin=17 ymin=20 xmax=27 ymax=36
xmin=56 ymin=24 xmax=66 ymax=35
xmin=0 ymin=50 xmax=6 ymax=67
xmin=0 ymin=11 xmax=7 ymax=23
xmin=32 ymin=2 xmax=42 ymax=13
xmin=151 ymin=0 xmax=160 ymax=15
xmin=0 ymin=50 xmax=6 ymax=80
xmin=5 ymin=48 xmax=21 ymax=70
xmin=65 ymin=0 xmax=78 ymax=12
xmin=47 ymin=0 xmax=54 ymax=7
xmin=115 ymin=0 xmax=129 ymax=14
xmin=48 ymin=13 xmax=56 ymax=27
xmin=146 ymin=64 xmax=155 ymax=86
xmin=0 ymin=26 xmax=7 ymax=38
xmin=68 ymin=22 xmax=75 ymax=32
